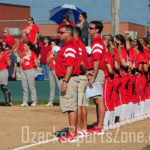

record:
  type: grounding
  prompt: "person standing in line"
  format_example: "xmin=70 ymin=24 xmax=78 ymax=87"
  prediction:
xmin=0 ymin=42 xmax=12 ymax=106
xmin=73 ymin=26 xmax=89 ymax=138
xmin=55 ymin=25 xmax=80 ymax=143
xmin=5 ymin=45 xmax=17 ymax=81
xmin=38 ymin=36 xmax=52 ymax=80
xmin=46 ymin=44 xmax=60 ymax=107
xmin=86 ymin=21 xmax=106 ymax=136
xmin=2 ymin=29 xmax=16 ymax=51
xmin=23 ymin=17 xmax=39 ymax=48
xmin=20 ymin=41 xmax=38 ymax=107
xmin=76 ymin=12 xmax=89 ymax=46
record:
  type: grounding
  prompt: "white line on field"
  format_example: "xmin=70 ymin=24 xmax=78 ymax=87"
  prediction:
xmin=12 ymin=137 xmax=58 ymax=150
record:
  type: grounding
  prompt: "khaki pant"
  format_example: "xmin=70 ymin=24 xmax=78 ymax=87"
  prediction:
xmin=78 ymin=75 xmax=88 ymax=106
xmin=59 ymin=76 xmax=79 ymax=113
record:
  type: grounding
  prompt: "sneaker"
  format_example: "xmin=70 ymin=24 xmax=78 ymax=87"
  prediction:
xmin=103 ymin=125 xmax=109 ymax=131
xmin=45 ymin=102 xmax=53 ymax=107
xmin=20 ymin=103 xmax=28 ymax=107
xmin=31 ymin=102 xmax=37 ymax=107
xmin=57 ymin=132 xmax=79 ymax=143
xmin=87 ymin=125 xmax=104 ymax=136
xmin=77 ymin=130 xmax=89 ymax=138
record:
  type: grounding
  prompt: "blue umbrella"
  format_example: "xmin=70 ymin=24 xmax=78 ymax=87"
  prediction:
xmin=50 ymin=4 xmax=83 ymax=24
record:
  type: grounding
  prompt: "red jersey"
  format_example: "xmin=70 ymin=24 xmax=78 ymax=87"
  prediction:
xmin=0 ymin=51 xmax=10 ymax=70
xmin=103 ymin=51 xmax=114 ymax=78
xmin=21 ymin=51 xmax=37 ymax=70
xmin=113 ymin=48 xmax=120 ymax=77
xmin=88 ymin=36 xmax=106 ymax=70
xmin=24 ymin=24 xmax=39 ymax=44
xmin=76 ymin=39 xmax=88 ymax=74
xmin=128 ymin=48 xmax=137 ymax=69
xmin=144 ymin=48 xmax=150 ymax=61
xmin=55 ymin=38 xmax=80 ymax=77
xmin=40 ymin=45 xmax=52 ymax=64
xmin=47 ymin=51 xmax=55 ymax=70
xmin=57 ymin=21 xmax=74 ymax=31
xmin=2 ymin=35 xmax=16 ymax=49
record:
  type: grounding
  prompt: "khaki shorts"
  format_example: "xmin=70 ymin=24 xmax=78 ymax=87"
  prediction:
xmin=78 ymin=75 xmax=88 ymax=106
xmin=60 ymin=76 xmax=79 ymax=113
xmin=90 ymin=69 xmax=104 ymax=99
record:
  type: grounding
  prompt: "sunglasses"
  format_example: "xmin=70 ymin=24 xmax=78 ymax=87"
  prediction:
xmin=88 ymin=27 xmax=96 ymax=30
xmin=58 ymin=31 xmax=70 ymax=35
xmin=28 ymin=19 xmax=32 ymax=21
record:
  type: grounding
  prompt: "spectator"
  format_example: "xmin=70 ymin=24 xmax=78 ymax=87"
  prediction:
xmin=76 ymin=12 xmax=89 ymax=46
xmin=17 ymin=32 xmax=29 ymax=57
xmin=2 ymin=29 xmax=17 ymax=51
xmin=57 ymin=14 xmax=74 ymax=32
xmin=5 ymin=45 xmax=17 ymax=81
xmin=0 ymin=42 xmax=12 ymax=106
xmin=20 ymin=41 xmax=38 ymax=107
xmin=38 ymin=36 xmax=52 ymax=80
xmin=23 ymin=17 xmax=39 ymax=47
xmin=46 ymin=44 xmax=60 ymax=107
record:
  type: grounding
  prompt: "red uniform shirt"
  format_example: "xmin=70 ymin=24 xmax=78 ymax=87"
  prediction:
xmin=47 ymin=51 xmax=55 ymax=70
xmin=55 ymin=38 xmax=80 ymax=77
xmin=2 ymin=35 xmax=16 ymax=49
xmin=144 ymin=48 xmax=150 ymax=61
xmin=88 ymin=36 xmax=106 ymax=70
xmin=0 ymin=51 xmax=10 ymax=70
xmin=57 ymin=21 xmax=74 ymax=32
xmin=21 ymin=51 xmax=37 ymax=70
xmin=76 ymin=39 xmax=88 ymax=74
xmin=128 ymin=48 xmax=137 ymax=69
xmin=40 ymin=45 xmax=52 ymax=64
xmin=23 ymin=24 xmax=39 ymax=44
xmin=103 ymin=51 xmax=114 ymax=78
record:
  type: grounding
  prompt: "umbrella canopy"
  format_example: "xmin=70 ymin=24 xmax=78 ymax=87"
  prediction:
xmin=50 ymin=4 xmax=83 ymax=24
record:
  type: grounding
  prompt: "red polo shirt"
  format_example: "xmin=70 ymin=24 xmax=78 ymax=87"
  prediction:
xmin=0 ymin=51 xmax=10 ymax=70
xmin=76 ymin=39 xmax=87 ymax=74
xmin=21 ymin=51 xmax=37 ymax=70
xmin=88 ymin=36 xmax=106 ymax=70
xmin=40 ymin=45 xmax=52 ymax=64
xmin=2 ymin=35 xmax=16 ymax=49
xmin=23 ymin=24 xmax=39 ymax=44
xmin=55 ymin=38 xmax=80 ymax=77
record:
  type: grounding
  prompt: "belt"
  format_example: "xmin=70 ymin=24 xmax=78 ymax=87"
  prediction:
xmin=58 ymin=75 xmax=78 ymax=80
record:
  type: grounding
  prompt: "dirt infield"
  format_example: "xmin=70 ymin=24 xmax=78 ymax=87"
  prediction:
xmin=0 ymin=105 xmax=150 ymax=150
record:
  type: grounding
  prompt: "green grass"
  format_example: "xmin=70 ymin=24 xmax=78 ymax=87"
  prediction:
xmin=142 ymin=145 xmax=150 ymax=150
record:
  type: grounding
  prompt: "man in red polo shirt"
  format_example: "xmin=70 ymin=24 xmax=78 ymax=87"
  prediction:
xmin=2 ymin=29 xmax=16 ymax=51
xmin=87 ymin=21 xmax=106 ymax=135
xmin=55 ymin=25 xmax=80 ymax=143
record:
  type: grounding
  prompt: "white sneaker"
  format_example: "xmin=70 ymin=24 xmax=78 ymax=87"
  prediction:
xmin=20 ymin=103 xmax=28 ymax=107
xmin=45 ymin=102 xmax=53 ymax=107
xmin=31 ymin=102 xmax=37 ymax=107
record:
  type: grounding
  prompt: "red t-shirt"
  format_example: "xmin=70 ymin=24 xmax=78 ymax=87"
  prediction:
xmin=18 ymin=41 xmax=25 ymax=55
xmin=103 ymin=51 xmax=114 ymax=78
xmin=55 ymin=38 xmax=80 ymax=77
xmin=76 ymin=39 xmax=88 ymax=74
xmin=57 ymin=22 xmax=74 ymax=31
xmin=0 ymin=51 xmax=10 ymax=70
xmin=23 ymin=24 xmax=39 ymax=44
xmin=88 ymin=36 xmax=106 ymax=70
xmin=47 ymin=51 xmax=55 ymax=70
xmin=2 ymin=35 xmax=16 ymax=49
xmin=40 ymin=45 xmax=52 ymax=64
xmin=21 ymin=51 xmax=37 ymax=70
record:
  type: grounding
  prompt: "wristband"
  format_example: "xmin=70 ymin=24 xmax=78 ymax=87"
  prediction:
xmin=63 ymin=79 xmax=68 ymax=83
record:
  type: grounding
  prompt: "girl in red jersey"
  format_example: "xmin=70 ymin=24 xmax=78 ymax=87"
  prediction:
xmin=0 ymin=42 xmax=12 ymax=106
xmin=133 ymin=39 xmax=148 ymax=119
xmin=114 ymin=34 xmax=129 ymax=125
xmin=102 ymin=38 xmax=114 ymax=130
xmin=20 ymin=41 xmax=38 ymax=107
